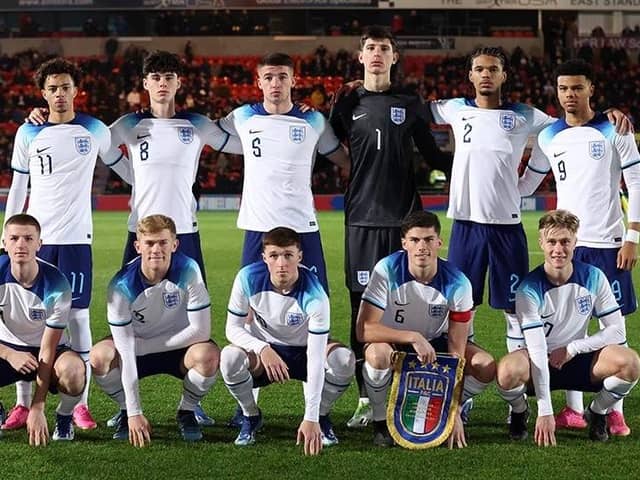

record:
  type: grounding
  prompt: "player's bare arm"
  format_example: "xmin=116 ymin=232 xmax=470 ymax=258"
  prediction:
xmin=258 ymin=345 xmax=290 ymax=383
xmin=617 ymin=221 xmax=639 ymax=270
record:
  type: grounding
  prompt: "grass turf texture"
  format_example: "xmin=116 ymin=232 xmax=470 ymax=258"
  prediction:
xmin=1 ymin=210 xmax=639 ymax=479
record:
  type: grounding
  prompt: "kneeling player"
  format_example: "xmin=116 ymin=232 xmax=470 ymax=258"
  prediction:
xmin=90 ymin=215 xmax=219 ymax=447
xmin=220 ymin=227 xmax=355 ymax=456
xmin=357 ymin=211 xmax=495 ymax=448
xmin=497 ymin=210 xmax=640 ymax=445
xmin=0 ymin=214 xmax=85 ymax=445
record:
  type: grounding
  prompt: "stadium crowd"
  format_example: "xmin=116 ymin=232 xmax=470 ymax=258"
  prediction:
xmin=0 ymin=40 xmax=639 ymax=194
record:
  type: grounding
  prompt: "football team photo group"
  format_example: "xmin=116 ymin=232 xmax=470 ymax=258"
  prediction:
xmin=1 ymin=23 xmax=639 ymax=462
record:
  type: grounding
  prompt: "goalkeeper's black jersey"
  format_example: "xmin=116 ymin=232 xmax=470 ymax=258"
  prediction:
xmin=331 ymin=86 xmax=447 ymax=227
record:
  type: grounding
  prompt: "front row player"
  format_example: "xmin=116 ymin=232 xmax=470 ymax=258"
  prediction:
xmin=90 ymin=215 xmax=219 ymax=447
xmin=220 ymin=227 xmax=355 ymax=456
xmin=497 ymin=210 xmax=640 ymax=445
xmin=356 ymin=211 xmax=496 ymax=448
xmin=0 ymin=214 xmax=86 ymax=445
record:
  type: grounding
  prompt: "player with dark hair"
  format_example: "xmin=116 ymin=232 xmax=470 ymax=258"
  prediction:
xmin=330 ymin=25 xmax=451 ymax=428
xmin=220 ymin=227 xmax=354 ymax=455
xmin=3 ymin=57 xmax=130 ymax=432
xmin=519 ymin=58 xmax=640 ymax=435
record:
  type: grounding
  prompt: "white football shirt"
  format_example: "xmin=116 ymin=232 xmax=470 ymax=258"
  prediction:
xmin=430 ymin=99 xmax=554 ymax=224
xmin=531 ymin=113 xmax=640 ymax=247
xmin=362 ymin=251 xmax=473 ymax=340
xmin=218 ymin=104 xmax=340 ymax=233
xmin=0 ymin=256 xmax=71 ymax=347
xmin=11 ymin=113 xmax=122 ymax=244
xmin=110 ymin=111 xmax=242 ymax=234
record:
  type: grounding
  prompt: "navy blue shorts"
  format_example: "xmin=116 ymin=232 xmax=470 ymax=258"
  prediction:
xmin=447 ymin=220 xmax=528 ymax=310
xmin=134 ymin=340 xmax=215 ymax=379
xmin=38 ymin=244 xmax=92 ymax=309
xmin=122 ymin=231 xmax=207 ymax=284
xmin=253 ymin=344 xmax=308 ymax=387
xmin=345 ymin=226 xmax=402 ymax=293
xmin=526 ymin=351 xmax=603 ymax=395
xmin=242 ymin=230 xmax=329 ymax=294
xmin=0 ymin=341 xmax=71 ymax=392
xmin=575 ymin=246 xmax=636 ymax=315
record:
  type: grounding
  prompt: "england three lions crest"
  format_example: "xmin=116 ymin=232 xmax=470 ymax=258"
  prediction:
xmin=178 ymin=127 xmax=194 ymax=144
xmin=74 ymin=136 xmax=92 ymax=155
xmin=589 ymin=140 xmax=605 ymax=160
xmin=289 ymin=126 xmax=306 ymax=143
xmin=576 ymin=295 xmax=593 ymax=316
xmin=390 ymin=107 xmax=406 ymax=125
xmin=387 ymin=352 xmax=464 ymax=449
xmin=499 ymin=112 xmax=516 ymax=131
xmin=163 ymin=291 xmax=181 ymax=309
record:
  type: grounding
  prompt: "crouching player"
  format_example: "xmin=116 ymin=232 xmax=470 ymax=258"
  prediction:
xmin=356 ymin=211 xmax=495 ymax=448
xmin=220 ymin=227 xmax=355 ymax=456
xmin=0 ymin=214 xmax=85 ymax=445
xmin=90 ymin=215 xmax=218 ymax=447
xmin=497 ymin=210 xmax=640 ymax=445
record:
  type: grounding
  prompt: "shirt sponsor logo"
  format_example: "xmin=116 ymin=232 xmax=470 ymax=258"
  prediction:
xmin=178 ymin=127 xmax=194 ymax=144
xmin=589 ymin=140 xmax=605 ymax=160
xmin=390 ymin=107 xmax=406 ymax=125
xmin=429 ymin=304 xmax=447 ymax=319
xmin=163 ymin=291 xmax=181 ymax=309
xmin=290 ymin=126 xmax=306 ymax=143
xmin=357 ymin=270 xmax=370 ymax=286
xmin=286 ymin=312 xmax=304 ymax=326
xmin=74 ymin=136 xmax=92 ymax=155
xmin=576 ymin=295 xmax=593 ymax=315
xmin=29 ymin=308 xmax=46 ymax=321
xmin=499 ymin=112 xmax=516 ymax=131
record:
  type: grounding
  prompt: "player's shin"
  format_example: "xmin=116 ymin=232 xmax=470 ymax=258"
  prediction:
xmin=57 ymin=392 xmax=83 ymax=416
xmin=461 ymin=375 xmax=490 ymax=404
xmin=179 ymin=369 xmax=217 ymax=411
xmin=15 ymin=381 xmax=32 ymax=408
xmin=590 ymin=376 xmax=638 ymax=414
xmin=93 ymin=368 xmax=126 ymax=409
xmin=362 ymin=362 xmax=392 ymax=421
xmin=68 ymin=308 xmax=93 ymax=405
xmin=496 ymin=384 xmax=528 ymax=414
xmin=320 ymin=347 xmax=356 ymax=415
xmin=220 ymin=346 xmax=259 ymax=417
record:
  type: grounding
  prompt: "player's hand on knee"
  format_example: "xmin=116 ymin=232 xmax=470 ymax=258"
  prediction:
xmin=27 ymin=408 xmax=49 ymax=447
xmin=259 ymin=346 xmax=290 ymax=383
xmin=297 ymin=420 xmax=322 ymax=456
xmin=548 ymin=347 xmax=571 ymax=370
xmin=411 ymin=334 xmax=436 ymax=365
xmin=534 ymin=415 xmax=556 ymax=447
xmin=128 ymin=414 xmax=152 ymax=448
xmin=26 ymin=107 xmax=48 ymax=125
xmin=447 ymin=412 xmax=467 ymax=449
xmin=7 ymin=350 xmax=39 ymax=375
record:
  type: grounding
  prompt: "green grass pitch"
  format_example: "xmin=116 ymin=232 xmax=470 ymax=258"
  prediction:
xmin=1 ymin=210 xmax=639 ymax=479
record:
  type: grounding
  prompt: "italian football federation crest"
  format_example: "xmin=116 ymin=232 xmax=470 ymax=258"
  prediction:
xmin=390 ymin=107 xmax=406 ymax=125
xmin=74 ymin=136 xmax=91 ymax=155
xmin=499 ymin=112 xmax=516 ymax=131
xmin=178 ymin=127 xmax=194 ymax=144
xmin=387 ymin=352 xmax=464 ymax=449
xmin=589 ymin=140 xmax=605 ymax=160
xmin=289 ymin=126 xmax=306 ymax=143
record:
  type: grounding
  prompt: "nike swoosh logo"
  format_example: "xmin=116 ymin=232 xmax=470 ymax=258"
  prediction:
xmin=249 ymin=129 xmax=263 ymax=134
xmin=461 ymin=116 xmax=475 ymax=121
xmin=352 ymin=113 xmax=367 ymax=121
xmin=137 ymin=134 xmax=150 ymax=139
xmin=393 ymin=300 xmax=410 ymax=306
xmin=553 ymin=151 xmax=566 ymax=158
xmin=541 ymin=313 xmax=554 ymax=319
xmin=36 ymin=147 xmax=51 ymax=153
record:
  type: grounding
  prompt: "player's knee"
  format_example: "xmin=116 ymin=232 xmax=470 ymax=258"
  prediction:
xmin=496 ymin=357 xmax=523 ymax=389
xmin=220 ymin=345 xmax=249 ymax=382
xmin=56 ymin=354 xmax=86 ymax=396
xmin=326 ymin=346 xmax=356 ymax=380
xmin=89 ymin=340 xmax=116 ymax=375
xmin=189 ymin=342 xmax=220 ymax=377
xmin=620 ymin=348 xmax=640 ymax=381
xmin=468 ymin=351 xmax=496 ymax=384
xmin=363 ymin=343 xmax=392 ymax=369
